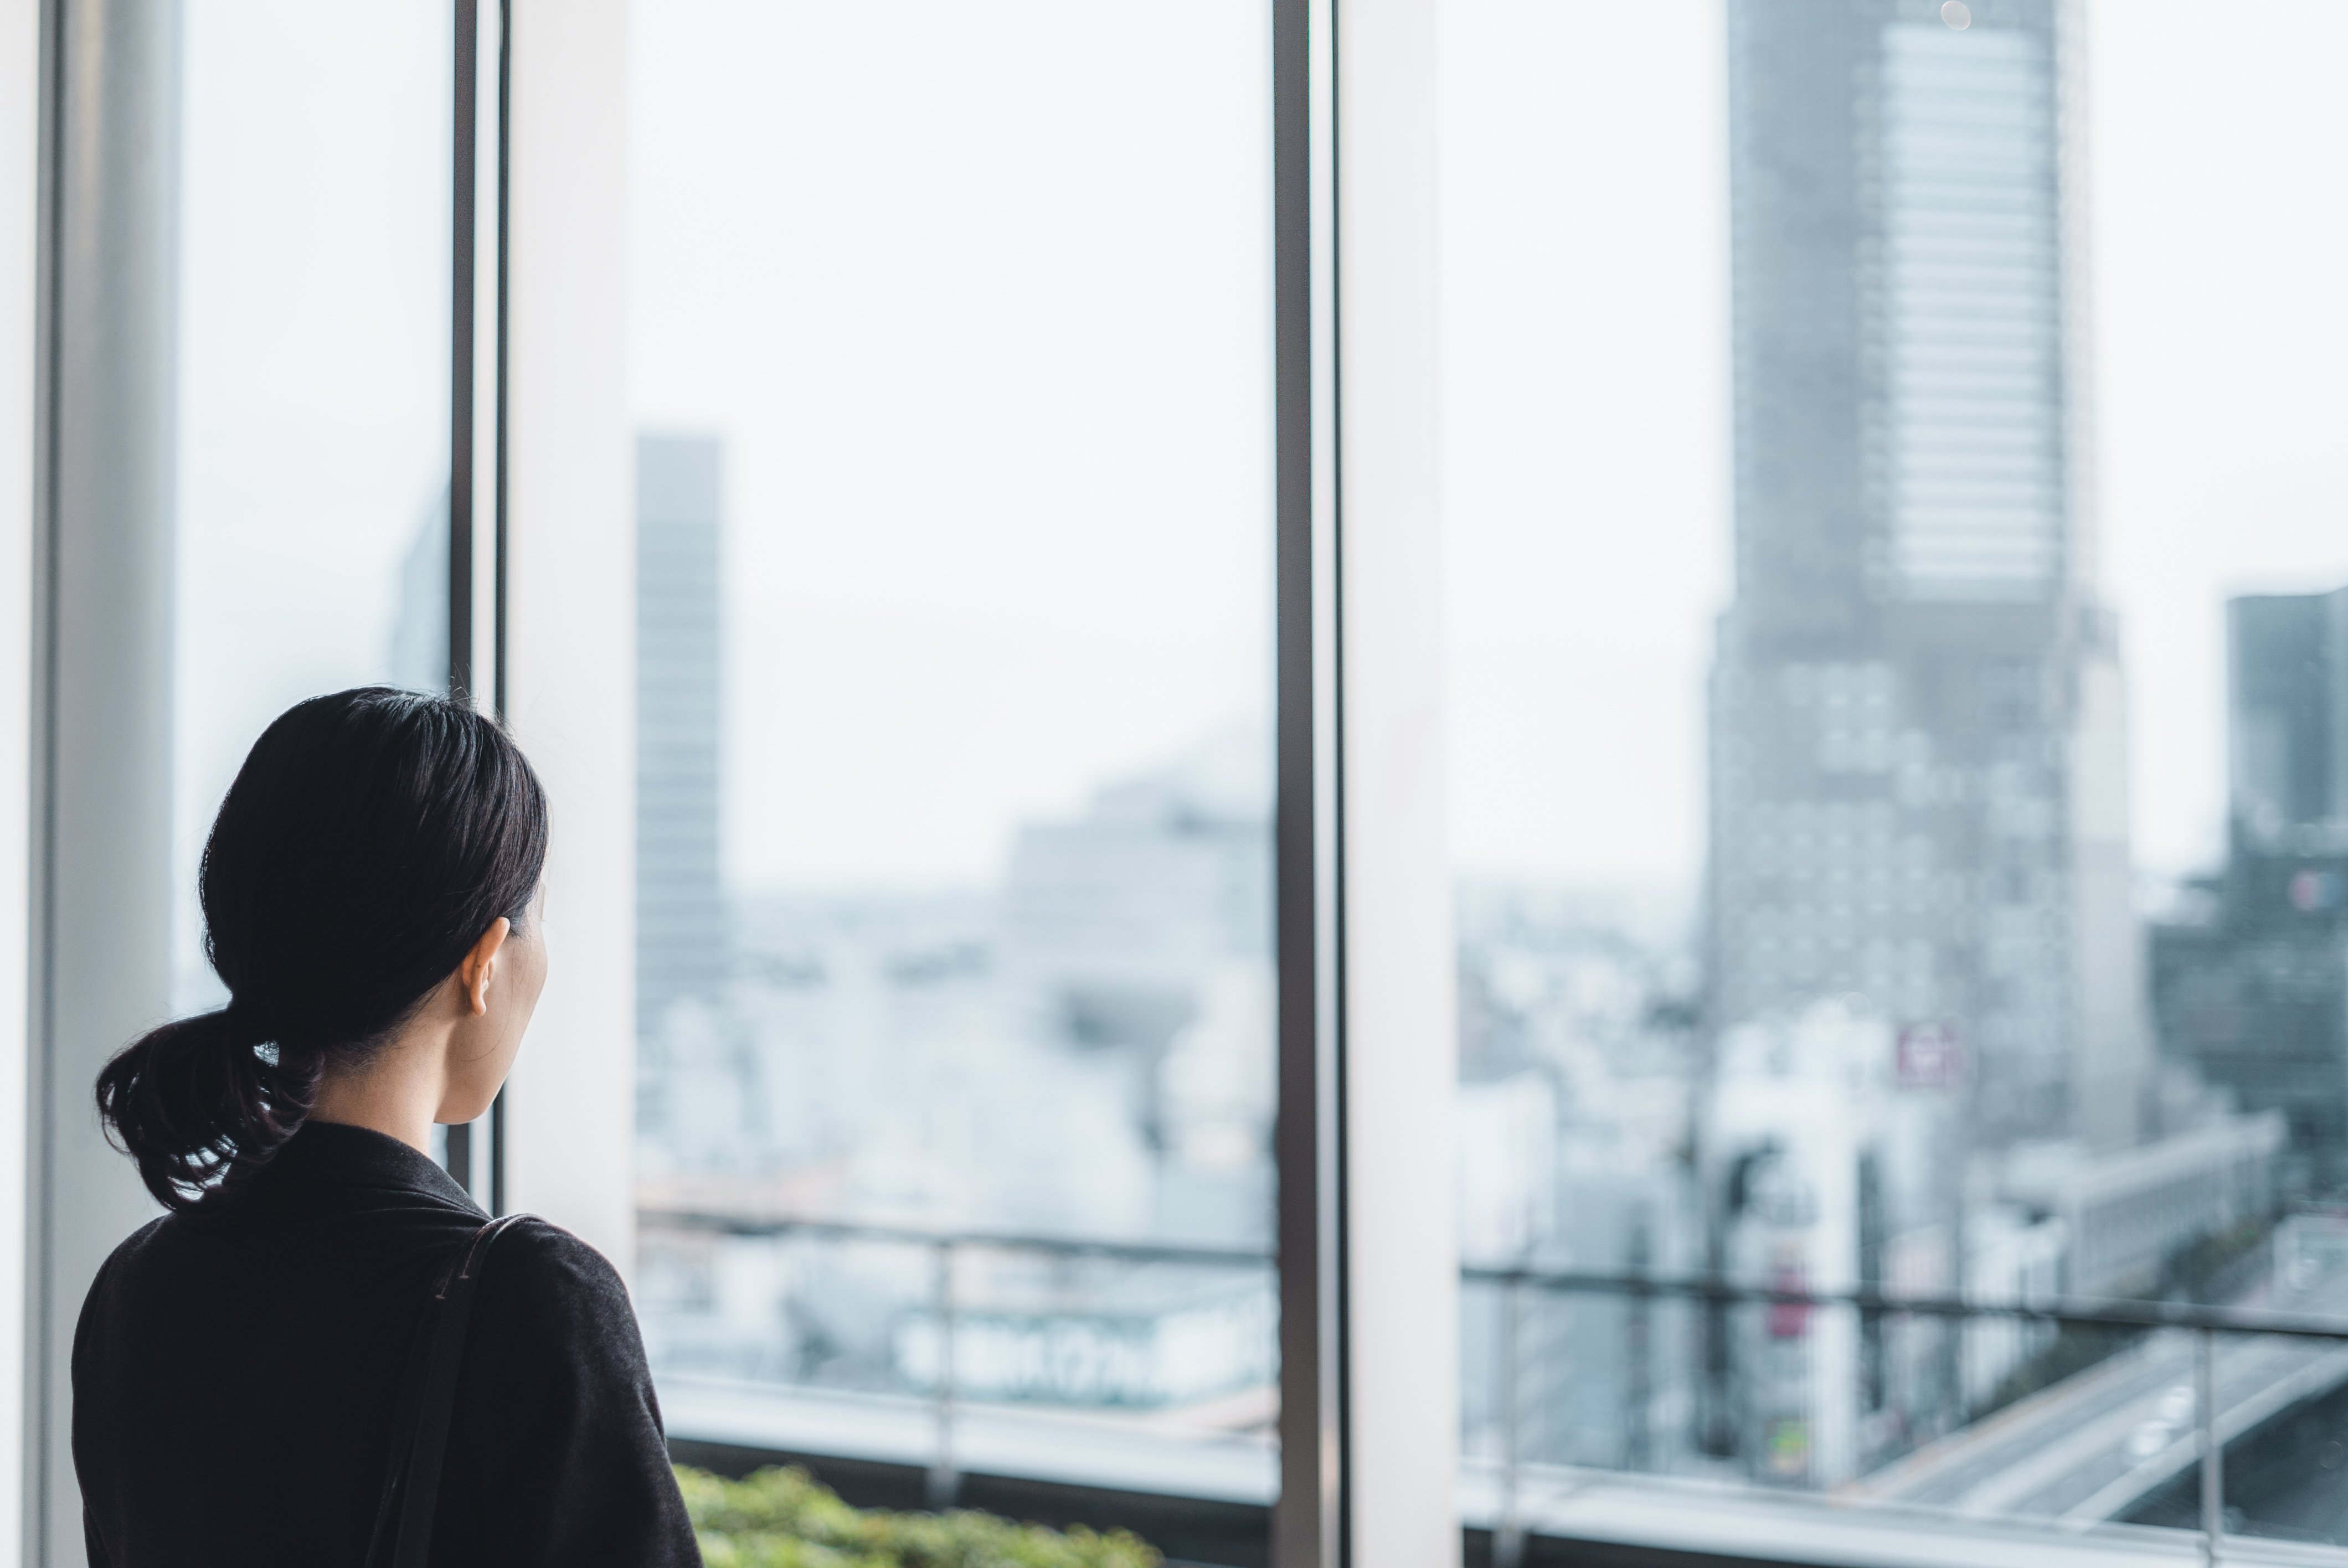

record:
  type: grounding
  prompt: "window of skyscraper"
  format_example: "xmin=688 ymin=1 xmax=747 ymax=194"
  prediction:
xmin=1444 ymin=0 xmax=2348 ymax=1557
xmin=626 ymin=1 xmax=1279 ymax=1545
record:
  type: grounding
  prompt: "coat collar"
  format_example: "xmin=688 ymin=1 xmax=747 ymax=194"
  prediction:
xmin=260 ymin=1118 xmax=482 ymax=1213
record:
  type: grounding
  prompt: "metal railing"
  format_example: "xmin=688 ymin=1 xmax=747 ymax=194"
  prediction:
xmin=640 ymin=1208 xmax=1270 ymax=1507
xmin=1458 ymin=1262 xmax=2348 ymax=1568
xmin=642 ymin=1209 xmax=2348 ymax=1566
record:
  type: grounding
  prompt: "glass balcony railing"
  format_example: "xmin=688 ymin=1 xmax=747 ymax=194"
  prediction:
xmin=643 ymin=1208 xmax=2348 ymax=1567
xmin=1461 ymin=1253 xmax=2348 ymax=1566
xmin=637 ymin=1210 xmax=1279 ymax=1515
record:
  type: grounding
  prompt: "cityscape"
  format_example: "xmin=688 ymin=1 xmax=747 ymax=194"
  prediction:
xmin=623 ymin=0 xmax=2348 ymax=1541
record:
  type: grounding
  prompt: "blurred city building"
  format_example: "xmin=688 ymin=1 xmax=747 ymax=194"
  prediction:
xmin=1695 ymin=0 xmax=2244 ymax=1483
xmin=1709 ymin=0 xmax=2142 ymax=1157
xmin=1453 ymin=886 xmax=1702 ymax=1475
xmin=1991 ymin=1116 xmax=2284 ymax=1301
xmin=636 ymin=434 xmax=730 ymax=1072
xmin=1001 ymin=729 xmax=1275 ymax=1245
xmin=1701 ymin=1001 xmax=1953 ymax=1480
xmin=2152 ymin=587 xmax=2348 ymax=1193
xmin=635 ymin=728 xmax=1278 ymax=1408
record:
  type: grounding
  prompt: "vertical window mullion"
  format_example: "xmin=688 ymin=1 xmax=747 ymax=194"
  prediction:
xmin=444 ymin=0 xmax=508 ymax=1208
xmin=1274 ymin=0 xmax=1347 ymax=1561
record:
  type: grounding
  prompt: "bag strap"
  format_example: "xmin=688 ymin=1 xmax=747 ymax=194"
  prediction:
xmin=366 ymin=1213 xmax=533 ymax=1568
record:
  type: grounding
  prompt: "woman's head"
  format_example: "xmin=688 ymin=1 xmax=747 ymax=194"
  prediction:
xmin=96 ymin=687 xmax=549 ymax=1210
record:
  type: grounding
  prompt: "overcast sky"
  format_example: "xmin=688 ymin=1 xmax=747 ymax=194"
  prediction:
xmin=176 ymin=0 xmax=2348 ymax=915
xmin=1440 ymin=0 xmax=2348 ymax=888
xmin=172 ymin=0 xmax=450 ymax=998
xmin=630 ymin=0 xmax=1273 ymax=890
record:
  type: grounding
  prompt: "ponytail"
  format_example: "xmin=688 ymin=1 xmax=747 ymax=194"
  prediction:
xmin=96 ymin=1010 xmax=322 ymax=1211
xmin=94 ymin=688 xmax=548 ymax=1212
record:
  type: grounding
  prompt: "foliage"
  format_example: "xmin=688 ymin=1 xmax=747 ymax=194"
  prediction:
xmin=677 ymin=1464 xmax=1163 ymax=1568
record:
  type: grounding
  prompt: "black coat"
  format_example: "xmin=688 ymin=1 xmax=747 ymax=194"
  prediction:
xmin=72 ymin=1120 xmax=701 ymax=1566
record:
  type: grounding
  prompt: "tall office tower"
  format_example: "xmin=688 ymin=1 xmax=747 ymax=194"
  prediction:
xmin=636 ymin=435 xmax=728 ymax=1048
xmin=2229 ymin=590 xmax=2348 ymax=849
xmin=1708 ymin=0 xmax=2144 ymax=1155
xmin=2151 ymin=588 xmax=2348 ymax=1191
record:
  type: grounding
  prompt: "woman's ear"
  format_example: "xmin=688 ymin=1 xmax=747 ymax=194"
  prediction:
xmin=459 ymin=918 xmax=513 ymax=1017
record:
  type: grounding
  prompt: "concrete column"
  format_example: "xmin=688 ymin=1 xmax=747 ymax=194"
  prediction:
xmin=1337 ymin=0 xmax=1459 ymax=1562
xmin=498 ymin=0 xmax=636 ymax=1273
xmin=28 ymin=1 xmax=182 ymax=1562
xmin=0 ymin=0 xmax=44 ymax=1556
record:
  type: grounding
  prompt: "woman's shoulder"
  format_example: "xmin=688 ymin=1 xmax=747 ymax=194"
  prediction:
xmin=471 ymin=1216 xmax=643 ymax=1344
xmin=74 ymin=1216 xmax=172 ymax=1337
xmin=460 ymin=1216 xmax=662 ymax=1425
xmin=482 ymin=1214 xmax=627 ymax=1292
xmin=98 ymin=1215 xmax=173 ymax=1275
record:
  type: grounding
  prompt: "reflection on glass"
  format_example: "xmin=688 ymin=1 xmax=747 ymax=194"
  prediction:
xmin=173 ymin=0 xmax=454 ymax=1008
xmin=1444 ymin=0 xmax=2348 ymax=1552
xmin=626 ymin=0 xmax=1278 ymax=1534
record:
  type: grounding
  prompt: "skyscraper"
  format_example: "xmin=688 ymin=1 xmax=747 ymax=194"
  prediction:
xmin=637 ymin=435 xmax=728 ymax=1046
xmin=1708 ymin=0 xmax=2144 ymax=1152
xmin=2151 ymin=587 xmax=2348 ymax=1192
xmin=2229 ymin=589 xmax=2348 ymax=849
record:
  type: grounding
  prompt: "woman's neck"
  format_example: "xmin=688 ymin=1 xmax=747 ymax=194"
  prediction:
xmin=307 ymin=1029 xmax=451 ymax=1156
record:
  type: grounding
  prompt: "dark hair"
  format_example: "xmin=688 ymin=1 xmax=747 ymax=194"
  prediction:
xmin=96 ymin=687 xmax=548 ymax=1211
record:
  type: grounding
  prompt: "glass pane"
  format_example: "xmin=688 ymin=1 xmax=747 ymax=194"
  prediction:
xmin=1442 ymin=0 xmax=2348 ymax=1555
xmin=173 ymin=0 xmax=454 ymax=1009
xmin=629 ymin=2 xmax=1278 ymax=1553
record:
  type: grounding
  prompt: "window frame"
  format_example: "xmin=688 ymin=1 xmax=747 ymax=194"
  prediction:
xmin=9 ymin=2 xmax=1460 ymax=1565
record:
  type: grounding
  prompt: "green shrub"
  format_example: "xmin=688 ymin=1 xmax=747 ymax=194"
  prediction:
xmin=676 ymin=1464 xmax=1163 ymax=1568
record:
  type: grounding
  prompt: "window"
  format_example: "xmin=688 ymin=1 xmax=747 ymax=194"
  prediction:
xmin=626 ymin=0 xmax=1280 ymax=1540
xmin=1444 ymin=0 xmax=2348 ymax=1558
xmin=167 ymin=0 xmax=509 ymax=1189
xmin=171 ymin=0 xmax=457 ymax=1013
xmin=19 ymin=1 xmax=496 ymax=1554
xmin=37 ymin=0 xmax=2348 ymax=1561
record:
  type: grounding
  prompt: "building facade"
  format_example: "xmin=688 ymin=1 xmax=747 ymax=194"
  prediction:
xmin=1709 ymin=0 xmax=2143 ymax=1154
xmin=636 ymin=434 xmax=730 ymax=1047
xmin=2151 ymin=588 xmax=2348 ymax=1193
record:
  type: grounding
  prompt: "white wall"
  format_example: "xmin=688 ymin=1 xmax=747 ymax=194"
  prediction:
xmin=500 ymin=0 xmax=637 ymax=1274
xmin=1340 ymin=0 xmax=1459 ymax=1560
xmin=35 ymin=3 xmax=183 ymax=1560
xmin=0 ymin=0 xmax=37 ymax=1552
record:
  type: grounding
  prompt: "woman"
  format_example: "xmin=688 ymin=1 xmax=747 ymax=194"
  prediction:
xmin=73 ymin=688 xmax=699 ymax=1567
